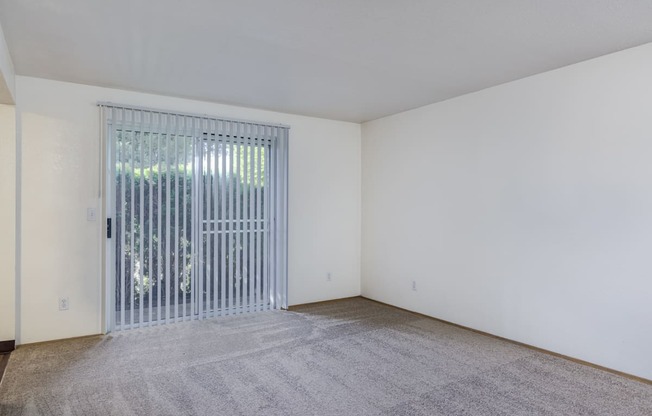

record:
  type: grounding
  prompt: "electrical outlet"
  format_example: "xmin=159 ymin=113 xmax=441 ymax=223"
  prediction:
xmin=327 ymin=272 xmax=332 ymax=281
xmin=59 ymin=297 xmax=69 ymax=311
xmin=412 ymin=281 xmax=417 ymax=291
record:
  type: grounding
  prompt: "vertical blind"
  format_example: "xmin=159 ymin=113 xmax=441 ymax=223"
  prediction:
xmin=101 ymin=103 xmax=288 ymax=331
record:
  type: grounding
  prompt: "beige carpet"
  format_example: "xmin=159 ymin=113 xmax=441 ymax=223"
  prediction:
xmin=0 ymin=298 xmax=650 ymax=415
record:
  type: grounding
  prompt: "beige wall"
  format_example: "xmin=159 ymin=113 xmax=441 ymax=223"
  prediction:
xmin=17 ymin=76 xmax=361 ymax=343
xmin=0 ymin=104 xmax=15 ymax=342
xmin=362 ymin=42 xmax=652 ymax=380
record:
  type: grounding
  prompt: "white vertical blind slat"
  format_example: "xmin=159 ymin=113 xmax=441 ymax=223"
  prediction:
xmin=189 ymin=117 xmax=196 ymax=321
xmin=266 ymin=131 xmax=273 ymax=310
xmin=219 ymin=121 xmax=227 ymax=316
xmin=205 ymin=128 xmax=213 ymax=317
xmin=243 ymin=123 xmax=251 ymax=314
xmin=279 ymin=128 xmax=289 ymax=309
xmin=147 ymin=113 xmax=154 ymax=325
xmin=119 ymin=108 xmax=126 ymax=328
xmin=196 ymin=117 xmax=204 ymax=320
xmin=212 ymin=121 xmax=219 ymax=317
xmin=248 ymin=128 xmax=253 ymax=313
xmin=108 ymin=107 xmax=116 ymax=329
xmin=235 ymin=122 xmax=242 ymax=314
xmin=249 ymin=124 xmax=256 ymax=313
xmin=138 ymin=112 xmax=145 ymax=327
xmin=156 ymin=118 xmax=163 ymax=324
xmin=173 ymin=123 xmax=179 ymax=322
xmin=256 ymin=129 xmax=263 ymax=311
xmin=129 ymin=113 xmax=136 ymax=328
xmin=164 ymin=115 xmax=172 ymax=324
xmin=228 ymin=122 xmax=235 ymax=314
xmin=258 ymin=127 xmax=264 ymax=312
xmin=264 ymin=128 xmax=272 ymax=311
xmin=182 ymin=117 xmax=189 ymax=321
xmin=271 ymin=129 xmax=278 ymax=310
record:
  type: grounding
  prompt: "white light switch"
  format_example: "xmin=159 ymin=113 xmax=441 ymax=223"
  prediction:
xmin=87 ymin=207 xmax=97 ymax=222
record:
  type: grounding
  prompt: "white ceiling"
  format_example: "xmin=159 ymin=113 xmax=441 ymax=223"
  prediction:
xmin=1 ymin=1 xmax=652 ymax=122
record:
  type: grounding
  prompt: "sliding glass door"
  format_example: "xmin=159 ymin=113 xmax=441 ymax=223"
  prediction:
xmin=196 ymin=135 xmax=272 ymax=318
xmin=103 ymin=106 xmax=288 ymax=331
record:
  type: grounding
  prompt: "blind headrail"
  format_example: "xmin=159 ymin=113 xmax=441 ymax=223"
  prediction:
xmin=97 ymin=101 xmax=291 ymax=129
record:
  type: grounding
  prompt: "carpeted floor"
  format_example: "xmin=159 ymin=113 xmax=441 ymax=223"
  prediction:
xmin=0 ymin=297 xmax=650 ymax=415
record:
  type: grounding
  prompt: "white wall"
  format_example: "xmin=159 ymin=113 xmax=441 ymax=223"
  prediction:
xmin=0 ymin=21 xmax=16 ymax=343
xmin=362 ymin=43 xmax=652 ymax=380
xmin=0 ymin=104 xmax=15 ymax=342
xmin=17 ymin=76 xmax=361 ymax=344
xmin=0 ymin=21 xmax=15 ymax=104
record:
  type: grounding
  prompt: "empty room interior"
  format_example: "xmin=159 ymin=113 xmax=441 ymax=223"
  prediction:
xmin=1 ymin=1 xmax=652 ymax=415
